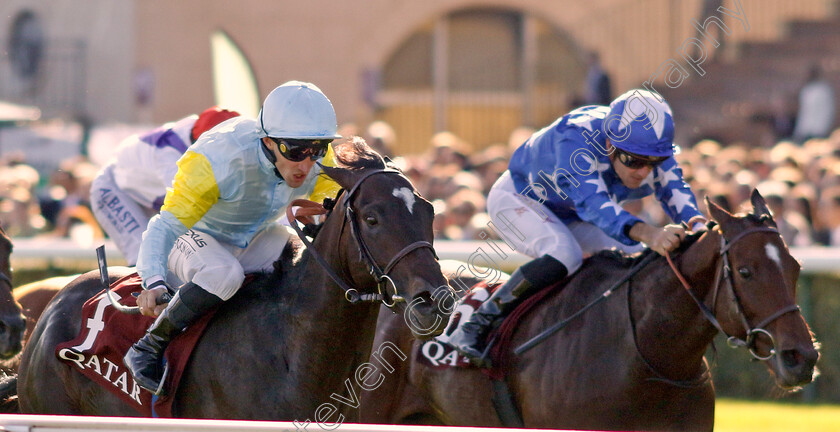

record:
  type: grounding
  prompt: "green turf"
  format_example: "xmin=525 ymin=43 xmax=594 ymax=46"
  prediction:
xmin=715 ymin=398 xmax=840 ymax=432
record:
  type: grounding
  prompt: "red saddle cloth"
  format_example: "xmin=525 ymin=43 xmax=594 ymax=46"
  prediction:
xmin=55 ymin=273 xmax=215 ymax=417
xmin=415 ymin=280 xmax=559 ymax=379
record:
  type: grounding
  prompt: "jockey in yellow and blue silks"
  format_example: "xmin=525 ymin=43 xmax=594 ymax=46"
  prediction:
xmin=125 ymin=81 xmax=342 ymax=394
xmin=449 ymin=89 xmax=707 ymax=366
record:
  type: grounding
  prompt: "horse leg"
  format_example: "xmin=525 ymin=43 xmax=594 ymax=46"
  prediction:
xmin=650 ymin=385 xmax=715 ymax=432
xmin=415 ymin=366 xmax=502 ymax=427
xmin=359 ymin=307 xmax=420 ymax=424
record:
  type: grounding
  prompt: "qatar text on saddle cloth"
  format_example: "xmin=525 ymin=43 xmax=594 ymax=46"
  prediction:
xmin=55 ymin=273 xmax=215 ymax=417
xmin=417 ymin=280 xmax=556 ymax=377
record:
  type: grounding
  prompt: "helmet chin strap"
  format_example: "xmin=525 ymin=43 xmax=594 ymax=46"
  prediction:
xmin=261 ymin=140 xmax=285 ymax=180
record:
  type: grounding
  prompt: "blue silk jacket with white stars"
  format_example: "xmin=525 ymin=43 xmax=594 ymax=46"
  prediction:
xmin=507 ymin=105 xmax=703 ymax=246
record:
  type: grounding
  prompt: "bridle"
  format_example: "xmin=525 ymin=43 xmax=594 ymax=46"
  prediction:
xmin=287 ymin=168 xmax=437 ymax=308
xmin=667 ymin=226 xmax=801 ymax=362
xmin=0 ymin=270 xmax=10 ymax=292
xmin=515 ymin=223 xmax=803 ymax=388
xmin=0 ymin=230 xmax=11 ymax=291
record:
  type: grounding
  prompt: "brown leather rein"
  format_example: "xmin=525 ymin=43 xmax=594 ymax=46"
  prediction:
xmin=665 ymin=227 xmax=801 ymax=361
xmin=286 ymin=169 xmax=436 ymax=307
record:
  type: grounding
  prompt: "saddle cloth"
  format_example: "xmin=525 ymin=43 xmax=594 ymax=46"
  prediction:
xmin=416 ymin=280 xmax=560 ymax=379
xmin=55 ymin=273 xmax=216 ymax=417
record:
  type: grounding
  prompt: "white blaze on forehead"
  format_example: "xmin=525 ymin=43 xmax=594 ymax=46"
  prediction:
xmin=393 ymin=187 xmax=415 ymax=214
xmin=766 ymin=243 xmax=783 ymax=271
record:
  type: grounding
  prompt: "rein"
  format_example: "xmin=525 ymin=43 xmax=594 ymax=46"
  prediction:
xmin=665 ymin=227 xmax=801 ymax=361
xmin=514 ymin=225 xmax=801 ymax=388
xmin=287 ymin=169 xmax=436 ymax=307
xmin=514 ymin=251 xmax=659 ymax=355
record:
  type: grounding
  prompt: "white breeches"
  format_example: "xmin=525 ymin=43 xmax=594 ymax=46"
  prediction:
xmin=166 ymin=223 xmax=293 ymax=300
xmin=486 ymin=172 xmax=643 ymax=274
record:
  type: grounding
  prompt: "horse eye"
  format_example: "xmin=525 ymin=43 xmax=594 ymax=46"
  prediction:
xmin=364 ymin=215 xmax=378 ymax=226
xmin=738 ymin=267 xmax=752 ymax=279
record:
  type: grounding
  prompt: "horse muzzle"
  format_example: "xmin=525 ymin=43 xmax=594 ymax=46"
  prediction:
xmin=771 ymin=344 xmax=819 ymax=389
xmin=401 ymin=282 xmax=450 ymax=340
xmin=0 ymin=312 xmax=25 ymax=359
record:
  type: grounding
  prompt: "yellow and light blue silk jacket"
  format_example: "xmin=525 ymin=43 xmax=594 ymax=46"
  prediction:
xmin=136 ymin=116 xmax=340 ymax=285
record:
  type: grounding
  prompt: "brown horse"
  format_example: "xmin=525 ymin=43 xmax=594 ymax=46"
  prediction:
xmin=0 ymin=275 xmax=77 ymax=374
xmin=15 ymin=276 xmax=76 ymax=340
xmin=0 ymin=225 xmax=26 ymax=359
xmin=359 ymin=190 xmax=819 ymax=431
xmin=16 ymin=140 xmax=451 ymax=419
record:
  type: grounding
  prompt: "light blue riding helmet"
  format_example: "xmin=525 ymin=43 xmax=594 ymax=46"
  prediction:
xmin=605 ymin=89 xmax=676 ymax=158
xmin=258 ymin=80 xmax=343 ymax=140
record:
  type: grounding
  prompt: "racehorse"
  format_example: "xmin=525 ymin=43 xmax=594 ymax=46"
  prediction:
xmin=0 ymin=225 xmax=26 ymax=359
xmin=359 ymin=190 xmax=819 ymax=431
xmin=0 ymin=275 xmax=77 ymax=374
xmin=15 ymin=275 xmax=76 ymax=341
xmin=16 ymin=139 xmax=451 ymax=419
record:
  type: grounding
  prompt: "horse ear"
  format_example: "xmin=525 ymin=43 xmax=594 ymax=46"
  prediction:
xmin=750 ymin=188 xmax=772 ymax=217
xmin=749 ymin=188 xmax=779 ymax=227
xmin=320 ymin=164 xmax=356 ymax=190
xmin=705 ymin=196 xmax=734 ymax=227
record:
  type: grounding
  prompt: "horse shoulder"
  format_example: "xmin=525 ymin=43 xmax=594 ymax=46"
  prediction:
xmin=506 ymin=256 xmax=637 ymax=418
xmin=358 ymin=306 xmax=426 ymax=423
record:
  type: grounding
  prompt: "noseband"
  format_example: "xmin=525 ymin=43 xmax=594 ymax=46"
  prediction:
xmin=669 ymin=226 xmax=801 ymax=361
xmin=288 ymin=169 xmax=437 ymax=307
xmin=0 ymin=271 xmax=10 ymax=291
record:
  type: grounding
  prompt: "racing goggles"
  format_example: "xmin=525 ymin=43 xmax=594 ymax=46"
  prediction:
xmin=270 ymin=138 xmax=331 ymax=162
xmin=614 ymin=147 xmax=668 ymax=169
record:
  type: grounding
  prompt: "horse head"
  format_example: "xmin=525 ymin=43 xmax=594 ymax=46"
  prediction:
xmin=705 ymin=189 xmax=819 ymax=389
xmin=317 ymin=139 xmax=449 ymax=339
xmin=0 ymin=225 xmax=25 ymax=359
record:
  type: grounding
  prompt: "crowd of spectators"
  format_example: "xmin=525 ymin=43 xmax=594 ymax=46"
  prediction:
xmin=388 ymin=123 xmax=840 ymax=248
xmin=4 ymin=120 xmax=840 ymax=250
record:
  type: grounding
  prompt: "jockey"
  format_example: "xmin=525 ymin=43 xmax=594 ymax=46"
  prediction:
xmin=90 ymin=106 xmax=240 ymax=265
xmin=124 ymin=81 xmax=343 ymax=394
xmin=449 ymin=89 xmax=707 ymax=365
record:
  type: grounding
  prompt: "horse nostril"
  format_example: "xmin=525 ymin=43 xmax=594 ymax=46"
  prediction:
xmin=781 ymin=349 xmax=803 ymax=369
xmin=411 ymin=291 xmax=434 ymax=310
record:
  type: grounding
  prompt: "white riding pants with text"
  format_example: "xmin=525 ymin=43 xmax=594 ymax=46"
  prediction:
xmin=166 ymin=223 xmax=292 ymax=300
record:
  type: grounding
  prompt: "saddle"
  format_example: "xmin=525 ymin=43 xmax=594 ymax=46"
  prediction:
xmin=55 ymin=273 xmax=216 ymax=417
xmin=417 ymin=280 xmax=561 ymax=378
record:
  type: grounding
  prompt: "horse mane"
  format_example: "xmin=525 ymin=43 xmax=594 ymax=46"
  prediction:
xmin=587 ymin=229 xmax=706 ymax=269
xmin=253 ymin=136 xmax=396 ymax=297
xmin=333 ymin=136 xmax=387 ymax=171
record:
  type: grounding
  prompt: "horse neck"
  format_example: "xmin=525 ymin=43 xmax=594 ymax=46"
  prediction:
xmin=280 ymin=230 xmax=383 ymax=388
xmin=631 ymin=232 xmax=723 ymax=380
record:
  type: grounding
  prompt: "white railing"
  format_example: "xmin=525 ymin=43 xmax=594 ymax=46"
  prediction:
xmin=8 ymin=238 xmax=840 ymax=275
xmin=0 ymin=415 xmax=580 ymax=432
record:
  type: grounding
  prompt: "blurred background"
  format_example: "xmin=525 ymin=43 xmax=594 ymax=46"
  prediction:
xmin=1 ymin=0 xmax=840 ymax=408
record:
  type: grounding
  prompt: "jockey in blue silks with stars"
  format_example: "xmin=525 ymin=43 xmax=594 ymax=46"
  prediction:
xmin=449 ymin=89 xmax=707 ymax=365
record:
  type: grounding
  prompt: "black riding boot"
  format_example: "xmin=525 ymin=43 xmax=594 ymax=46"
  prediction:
xmin=123 ymin=282 xmax=222 ymax=394
xmin=448 ymin=255 xmax=568 ymax=367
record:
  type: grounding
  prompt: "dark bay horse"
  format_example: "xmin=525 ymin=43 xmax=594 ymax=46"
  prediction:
xmin=16 ymin=139 xmax=451 ymax=419
xmin=0 ymin=225 xmax=26 ymax=359
xmin=359 ymin=190 xmax=819 ymax=431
